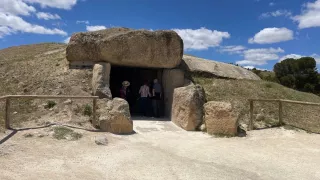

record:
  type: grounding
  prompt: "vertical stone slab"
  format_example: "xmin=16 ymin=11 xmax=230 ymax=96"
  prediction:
xmin=171 ymin=85 xmax=206 ymax=131
xmin=98 ymin=98 xmax=133 ymax=134
xmin=92 ymin=63 xmax=112 ymax=99
xmin=162 ymin=69 xmax=185 ymax=117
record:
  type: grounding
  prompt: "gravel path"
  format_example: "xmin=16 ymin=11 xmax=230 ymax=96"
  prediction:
xmin=0 ymin=119 xmax=319 ymax=180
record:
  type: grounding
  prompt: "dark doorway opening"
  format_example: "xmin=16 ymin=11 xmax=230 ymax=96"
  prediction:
xmin=110 ymin=66 xmax=164 ymax=116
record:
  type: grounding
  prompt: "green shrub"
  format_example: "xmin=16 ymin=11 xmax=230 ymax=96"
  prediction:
xmin=52 ymin=126 xmax=83 ymax=140
xmin=304 ymin=83 xmax=315 ymax=93
xmin=45 ymin=100 xmax=56 ymax=109
xmin=83 ymin=104 xmax=92 ymax=116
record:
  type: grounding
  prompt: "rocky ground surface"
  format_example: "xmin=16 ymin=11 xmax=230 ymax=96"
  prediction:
xmin=0 ymin=118 xmax=319 ymax=180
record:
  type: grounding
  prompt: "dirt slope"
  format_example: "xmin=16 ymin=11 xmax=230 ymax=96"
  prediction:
xmin=0 ymin=43 xmax=93 ymax=131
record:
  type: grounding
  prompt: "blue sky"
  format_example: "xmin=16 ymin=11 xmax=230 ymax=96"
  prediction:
xmin=1 ymin=0 xmax=320 ymax=70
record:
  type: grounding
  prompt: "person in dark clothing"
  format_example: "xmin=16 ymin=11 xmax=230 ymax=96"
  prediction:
xmin=120 ymin=81 xmax=130 ymax=100
xmin=152 ymin=79 xmax=162 ymax=118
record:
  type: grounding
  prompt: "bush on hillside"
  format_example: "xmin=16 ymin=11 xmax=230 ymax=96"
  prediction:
xmin=83 ymin=104 xmax=92 ymax=116
xmin=274 ymin=57 xmax=319 ymax=93
xmin=45 ymin=100 xmax=56 ymax=109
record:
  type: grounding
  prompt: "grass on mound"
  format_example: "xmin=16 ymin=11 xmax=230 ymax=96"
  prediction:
xmin=0 ymin=43 xmax=93 ymax=132
xmin=193 ymin=74 xmax=320 ymax=133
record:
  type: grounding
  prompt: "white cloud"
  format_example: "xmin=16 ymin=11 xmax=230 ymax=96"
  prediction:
xmin=244 ymin=66 xmax=267 ymax=71
xmin=0 ymin=0 xmax=36 ymax=16
xmin=219 ymin=45 xmax=246 ymax=54
xmin=172 ymin=27 xmax=230 ymax=50
xmin=76 ymin=20 xmax=89 ymax=24
xmin=236 ymin=47 xmax=284 ymax=66
xmin=249 ymin=27 xmax=294 ymax=44
xmin=0 ymin=0 xmax=76 ymax=38
xmin=269 ymin=2 xmax=275 ymax=6
xmin=0 ymin=13 xmax=67 ymax=37
xmin=36 ymin=12 xmax=61 ymax=20
xmin=311 ymin=54 xmax=320 ymax=63
xmin=23 ymin=0 xmax=78 ymax=10
xmin=63 ymin=36 xmax=71 ymax=43
xmin=293 ymin=0 xmax=320 ymax=29
xmin=86 ymin=25 xmax=107 ymax=31
xmin=260 ymin=10 xmax=292 ymax=18
xmin=280 ymin=54 xmax=303 ymax=61
xmin=244 ymin=66 xmax=255 ymax=69
xmin=0 ymin=26 xmax=15 ymax=38
xmin=280 ymin=53 xmax=320 ymax=63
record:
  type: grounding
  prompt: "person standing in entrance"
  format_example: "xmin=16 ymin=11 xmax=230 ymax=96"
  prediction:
xmin=139 ymin=81 xmax=151 ymax=116
xmin=120 ymin=81 xmax=130 ymax=100
xmin=152 ymin=79 xmax=162 ymax=118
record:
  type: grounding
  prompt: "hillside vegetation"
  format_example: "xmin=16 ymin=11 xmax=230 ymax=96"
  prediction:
xmin=0 ymin=43 xmax=93 ymax=132
xmin=193 ymin=75 xmax=320 ymax=133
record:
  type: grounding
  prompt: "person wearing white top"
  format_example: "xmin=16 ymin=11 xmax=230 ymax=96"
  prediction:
xmin=139 ymin=81 xmax=151 ymax=116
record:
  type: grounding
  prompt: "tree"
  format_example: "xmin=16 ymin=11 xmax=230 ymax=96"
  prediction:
xmin=273 ymin=57 xmax=319 ymax=93
xmin=279 ymin=75 xmax=295 ymax=88
xmin=304 ymin=83 xmax=315 ymax=93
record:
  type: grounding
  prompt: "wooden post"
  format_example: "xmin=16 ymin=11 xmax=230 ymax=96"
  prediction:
xmin=92 ymin=98 xmax=97 ymax=127
xmin=5 ymin=97 xmax=10 ymax=129
xmin=279 ymin=100 xmax=283 ymax=126
xmin=249 ymin=100 xmax=254 ymax=131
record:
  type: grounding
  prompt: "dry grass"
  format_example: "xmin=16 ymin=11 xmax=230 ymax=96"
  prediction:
xmin=193 ymin=74 xmax=320 ymax=133
xmin=0 ymin=43 xmax=94 ymax=131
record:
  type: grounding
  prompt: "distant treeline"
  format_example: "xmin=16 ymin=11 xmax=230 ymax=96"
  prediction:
xmin=250 ymin=57 xmax=320 ymax=95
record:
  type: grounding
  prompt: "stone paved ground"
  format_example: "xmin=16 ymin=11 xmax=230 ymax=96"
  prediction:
xmin=0 ymin=118 xmax=320 ymax=180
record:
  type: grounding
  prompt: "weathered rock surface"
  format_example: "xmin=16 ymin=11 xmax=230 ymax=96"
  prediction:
xmin=97 ymin=98 xmax=133 ymax=134
xmin=92 ymin=63 xmax=112 ymax=99
xmin=172 ymin=85 xmax=206 ymax=131
xmin=162 ymin=69 xmax=185 ymax=117
xmin=204 ymin=101 xmax=238 ymax=136
xmin=181 ymin=55 xmax=260 ymax=80
xmin=67 ymin=28 xmax=183 ymax=68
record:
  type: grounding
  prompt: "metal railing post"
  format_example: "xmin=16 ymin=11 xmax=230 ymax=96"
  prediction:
xmin=279 ymin=100 xmax=283 ymax=126
xmin=5 ymin=97 xmax=10 ymax=129
xmin=249 ymin=100 xmax=254 ymax=131
xmin=93 ymin=98 xmax=97 ymax=127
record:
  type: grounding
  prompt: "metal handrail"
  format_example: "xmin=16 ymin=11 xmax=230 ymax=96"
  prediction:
xmin=248 ymin=98 xmax=320 ymax=130
xmin=1 ymin=95 xmax=99 ymax=129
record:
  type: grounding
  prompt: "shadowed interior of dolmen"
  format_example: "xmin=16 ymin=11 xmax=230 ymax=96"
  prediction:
xmin=110 ymin=65 xmax=165 ymax=117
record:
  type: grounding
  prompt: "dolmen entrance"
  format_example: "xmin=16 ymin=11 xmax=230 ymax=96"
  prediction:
xmin=66 ymin=27 xmax=260 ymax=135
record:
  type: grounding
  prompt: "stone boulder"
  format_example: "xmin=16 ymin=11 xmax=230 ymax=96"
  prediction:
xmin=162 ymin=69 xmax=185 ymax=117
xmin=67 ymin=28 xmax=183 ymax=68
xmin=171 ymin=84 xmax=206 ymax=131
xmin=181 ymin=55 xmax=260 ymax=80
xmin=92 ymin=63 xmax=112 ymax=99
xmin=204 ymin=101 xmax=238 ymax=136
xmin=97 ymin=98 xmax=133 ymax=134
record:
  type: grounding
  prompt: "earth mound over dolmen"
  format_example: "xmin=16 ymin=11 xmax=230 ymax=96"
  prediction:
xmin=66 ymin=28 xmax=260 ymax=136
